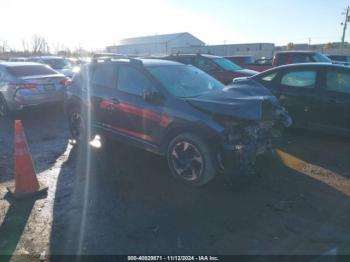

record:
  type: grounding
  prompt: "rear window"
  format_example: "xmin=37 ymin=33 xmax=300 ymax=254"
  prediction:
xmin=44 ymin=59 xmax=72 ymax=70
xmin=7 ymin=65 xmax=58 ymax=77
xmin=213 ymin=58 xmax=242 ymax=71
xmin=326 ymin=70 xmax=350 ymax=94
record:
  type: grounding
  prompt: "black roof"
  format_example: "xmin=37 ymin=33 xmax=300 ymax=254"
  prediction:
xmin=91 ymin=57 xmax=182 ymax=67
xmin=255 ymin=62 xmax=349 ymax=76
xmin=140 ymin=59 xmax=182 ymax=66
xmin=275 ymin=51 xmax=321 ymax=54
xmin=169 ymin=54 xmax=222 ymax=59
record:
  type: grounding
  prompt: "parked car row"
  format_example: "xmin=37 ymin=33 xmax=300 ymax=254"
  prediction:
xmin=164 ymin=54 xmax=258 ymax=84
xmin=0 ymin=62 xmax=70 ymax=116
xmin=8 ymin=56 xmax=82 ymax=78
xmin=1 ymin=52 xmax=349 ymax=187
xmin=238 ymin=51 xmax=333 ymax=72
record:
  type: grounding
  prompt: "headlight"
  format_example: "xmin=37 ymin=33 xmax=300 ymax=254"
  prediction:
xmin=213 ymin=115 xmax=244 ymax=143
xmin=72 ymin=66 xmax=81 ymax=73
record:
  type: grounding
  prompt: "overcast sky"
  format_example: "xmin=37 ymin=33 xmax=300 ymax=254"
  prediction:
xmin=1 ymin=0 xmax=349 ymax=51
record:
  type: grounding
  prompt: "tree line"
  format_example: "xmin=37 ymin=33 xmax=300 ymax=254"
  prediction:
xmin=0 ymin=34 xmax=97 ymax=59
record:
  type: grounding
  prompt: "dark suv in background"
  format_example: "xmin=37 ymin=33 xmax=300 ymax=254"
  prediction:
xmin=165 ymin=54 xmax=258 ymax=85
xmin=65 ymin=56 xmax=291 ymax=186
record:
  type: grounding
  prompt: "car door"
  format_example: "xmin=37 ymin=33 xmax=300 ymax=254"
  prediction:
xmin=278 ymin=69 xmax=320 ymax=128
xmin=111 ymin=64 xmax=166 ymax=146
xmin=88 ymin=63 xmax=119 ymax=131
xmin=318 ymin=67 xmax=350 ymax=133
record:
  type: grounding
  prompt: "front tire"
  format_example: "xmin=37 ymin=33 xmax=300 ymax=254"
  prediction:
xmin=167 ymin=133 xmax=217 ymax=186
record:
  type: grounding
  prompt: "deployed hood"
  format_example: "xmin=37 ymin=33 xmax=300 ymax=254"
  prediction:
xmin=186 ymin=84 xmax=279 ymax=122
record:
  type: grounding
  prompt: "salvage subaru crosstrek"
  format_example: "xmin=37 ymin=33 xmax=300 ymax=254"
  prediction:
xmin=65 ymin=56 xmax=291 ymax=186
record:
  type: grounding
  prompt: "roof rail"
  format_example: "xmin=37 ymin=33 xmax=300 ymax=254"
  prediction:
xmin=92 ymin=52 xmax=126 ymax=58
xmin=91 ymin=53 xmax=143 ymax=66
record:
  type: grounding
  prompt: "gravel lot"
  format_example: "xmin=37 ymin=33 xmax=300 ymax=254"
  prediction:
xmin=0 ymin=106 xmax=350 ymax=259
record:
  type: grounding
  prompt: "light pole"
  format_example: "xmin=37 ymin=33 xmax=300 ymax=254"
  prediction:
xmin=341 ymin=6 xmax=350 ymax=48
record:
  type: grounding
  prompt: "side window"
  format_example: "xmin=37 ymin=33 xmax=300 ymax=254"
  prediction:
xmin=117 ymin=66 xmax=152 ymax=96
xmin=281 ymin=71 xmax=316 ymax=88
xmin=91 ymin=65 xmax=115 ymax=88
xmin=194 ymin=57 xmax=217 ymax=73
xmin=326 ymin=70 xmax=350 ymax=94
xmin=291 ymin=54 xmax=311 ymax=63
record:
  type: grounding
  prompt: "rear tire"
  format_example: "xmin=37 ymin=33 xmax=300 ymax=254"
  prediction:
xmin=67 ymin=105 xmax=94 ymax=144
xmin=167 ymin=133 xmax=217 ymax=187
xmin=0 ymin=95 xmax=9 ymax=117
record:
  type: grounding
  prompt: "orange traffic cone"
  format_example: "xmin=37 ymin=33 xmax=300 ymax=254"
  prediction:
xmin=7 ymin=120 xmax=48 ymax=199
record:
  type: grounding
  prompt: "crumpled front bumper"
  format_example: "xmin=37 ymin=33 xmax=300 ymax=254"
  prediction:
xmin=218 ymin=122 xmax=280 ymax=176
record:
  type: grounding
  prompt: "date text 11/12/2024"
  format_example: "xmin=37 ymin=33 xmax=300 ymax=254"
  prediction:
xmin=127 ymin=256 xmax=220 ymax=261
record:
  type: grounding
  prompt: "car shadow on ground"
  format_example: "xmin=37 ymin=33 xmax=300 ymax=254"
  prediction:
xmin=0 ymin=193 xmax=46 ymax=262
xmin=49 ymin=133 xmax=350 ymax=255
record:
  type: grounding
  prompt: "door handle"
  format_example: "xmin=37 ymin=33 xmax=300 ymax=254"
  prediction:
xmin=111 ymin=98 xmax=120 ymax=104
xmin=101 ymin=98 xmax=120 ymax=111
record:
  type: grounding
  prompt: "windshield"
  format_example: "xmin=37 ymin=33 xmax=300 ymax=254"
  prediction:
xmin=44 ymin=58 xmax=73 ymax=70
xmin=311 ymin=53 xmax=332 ymax=63
xmin=213 ymin=58 xmax=242 ymax=71
xmin=149 ymin=65 xmax=224 ymax=98
xmin=7 ymin=65 xmax=58 ymax=77
xmin=330 ymin=56 xmax=350 ymax=62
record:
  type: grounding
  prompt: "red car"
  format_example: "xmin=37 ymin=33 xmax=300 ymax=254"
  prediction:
xmin=245 ymin=51 xmax=332 ymax=72
xmin=165 ymin=54 xmax=258 ymax=85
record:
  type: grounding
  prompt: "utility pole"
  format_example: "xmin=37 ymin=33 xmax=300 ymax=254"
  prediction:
xmin=341 ymin=6 xmax=350 ymax=47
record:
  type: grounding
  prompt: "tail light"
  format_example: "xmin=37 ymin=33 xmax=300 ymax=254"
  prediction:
xmin=60 ymin=78 xmax=72 ymax=87
xmin=9 ymin=83 xmax=38 ymax=90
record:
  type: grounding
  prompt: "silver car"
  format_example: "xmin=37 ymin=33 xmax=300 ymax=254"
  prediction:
xmin=27 ymin=56 xmax=78 ymax=78
xmin=8 ymin=57 xmax=28 ymax=62
xmin=0 ymin=62 xmax=69 ymax=116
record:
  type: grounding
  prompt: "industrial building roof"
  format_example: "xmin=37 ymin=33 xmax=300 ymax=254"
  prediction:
xmin=118 ymin=32 xmax=204 ymax=46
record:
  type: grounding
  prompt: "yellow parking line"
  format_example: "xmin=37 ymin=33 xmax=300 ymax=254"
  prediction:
xmin=276 ymin=149 xmax=350 ymax=197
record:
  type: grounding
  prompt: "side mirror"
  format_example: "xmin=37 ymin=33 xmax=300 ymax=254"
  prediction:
xmin=143 ymin=87 xmax=164 ymax=105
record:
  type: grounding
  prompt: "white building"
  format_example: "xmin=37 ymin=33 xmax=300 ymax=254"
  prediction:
xmin=106 ymin=32 xmax=205 ymax=56
xmin=172 ymin=43 xmax=275 ymax=59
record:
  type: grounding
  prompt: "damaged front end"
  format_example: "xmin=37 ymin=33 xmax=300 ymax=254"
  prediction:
xmin=215 ymin=101 xmax=292 ymax=179
xmin=185 ymin=85 xmax=292 ymax=181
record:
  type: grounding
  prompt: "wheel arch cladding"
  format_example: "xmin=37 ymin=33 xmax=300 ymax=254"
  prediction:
xmin=162 ymin=122 xmax=219 ymax=152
